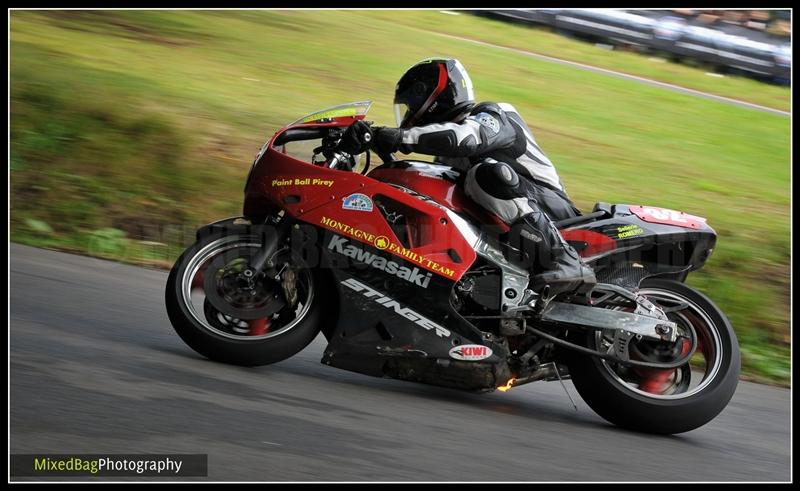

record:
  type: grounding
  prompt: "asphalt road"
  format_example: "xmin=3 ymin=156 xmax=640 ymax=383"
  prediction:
xmin=9 ymin=244 xmax=791 ymax=482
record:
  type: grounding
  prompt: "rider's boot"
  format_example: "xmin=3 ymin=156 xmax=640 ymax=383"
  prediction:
xmin=510 ymin=210 xmax=597 ymax=297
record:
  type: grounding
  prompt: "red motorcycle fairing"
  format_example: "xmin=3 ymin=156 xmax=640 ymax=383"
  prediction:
xmin=364 ymin=163 xmax=715 ymax=272
xmin=244 ymin=124 xmax=477 ymax=282
xmin=560 ymin=229 xmax=618 ymax=258
xmin=366 ymin=163 xmax=510 ymax=232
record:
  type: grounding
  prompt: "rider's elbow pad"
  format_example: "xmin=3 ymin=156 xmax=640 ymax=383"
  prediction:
xmin=415 ymin=130 xmax=478 ymax=157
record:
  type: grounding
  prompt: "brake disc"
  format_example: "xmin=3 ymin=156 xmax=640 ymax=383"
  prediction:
xmin=203 ymin=253 xmax=286 ymax=320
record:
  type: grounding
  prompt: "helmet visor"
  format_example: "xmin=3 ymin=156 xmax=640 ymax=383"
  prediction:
xmin=394 ymin=62 xmax=448 ymax=128
xmin=394 ymin=102 xmax=411 ymax=128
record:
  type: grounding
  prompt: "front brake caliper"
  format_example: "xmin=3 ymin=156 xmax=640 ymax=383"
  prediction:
xmin=281 ymin=268 xmax=298 ymax=308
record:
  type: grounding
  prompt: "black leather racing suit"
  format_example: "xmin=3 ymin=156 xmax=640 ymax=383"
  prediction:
xmin=374 ymin=101 xmax=598 ymax=292
xmin=391 ymin=101 xmax=581 ymax=223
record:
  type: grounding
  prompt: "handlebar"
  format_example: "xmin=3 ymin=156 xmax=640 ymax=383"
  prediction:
xmin=325 ymin=121 xmax=395 ymax=171
xmin=273 ymin=127 xmax=327 ymax=146
xmin=336 ymin=121 xmax=396 ymax=165
xmin=273 ymin=122 xmax=395 ymax=172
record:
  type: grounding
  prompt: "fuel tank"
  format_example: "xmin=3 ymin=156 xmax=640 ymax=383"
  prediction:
xmin=367 ymin=161 xmax=509 ymax=230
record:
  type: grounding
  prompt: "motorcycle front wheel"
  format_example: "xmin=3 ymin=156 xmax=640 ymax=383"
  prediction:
xmin=565 ymin=278 xmax=740 ymax=434
xmin=165 ymin=230 xmax=331 ymax=366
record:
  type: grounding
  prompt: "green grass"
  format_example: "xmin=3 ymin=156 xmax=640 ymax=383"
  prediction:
xmin=9 ymin=10 xmax=790 ymax=385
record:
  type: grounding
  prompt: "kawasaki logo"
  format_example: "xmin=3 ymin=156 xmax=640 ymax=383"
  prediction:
xmin=341 ymin=278 xmax=451 ymax=338
xmin=328 ymin=235 xmax=432 ymax=288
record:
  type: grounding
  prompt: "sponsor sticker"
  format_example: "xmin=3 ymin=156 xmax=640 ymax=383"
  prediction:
xmin=319 ymin=217 xmax=457 ymax=278
xmin=374 ymin=236 xmax=390 ymax=250
xmin=271 ymin=178 xmax=334 ymax=188
xmin=341 ymin=278 xmax=451 ymax=338
xmin=449 ymin=344 xmax=493 ymax=361
xmin=617 ymin=224 xmax=644 ymax=239
xmin=342 ymin=193 xmax=373 ymax=212
xmin=629 ymin=206 xmax=706 ymax=229
xmin=328 ymin=236 xmax=432 ymax=288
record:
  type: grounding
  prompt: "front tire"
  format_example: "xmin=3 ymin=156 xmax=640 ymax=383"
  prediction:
xmin=565 ymin=278 xmax=740 ymax=434
xmin=165 ymin=231 xmax=330 ymax=366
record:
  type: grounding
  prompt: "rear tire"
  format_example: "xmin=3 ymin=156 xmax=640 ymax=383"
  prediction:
xmin=565 ymin=278 xmax=740 ymax=434
xmin=165 ymin=231 xmax=331 ymax=366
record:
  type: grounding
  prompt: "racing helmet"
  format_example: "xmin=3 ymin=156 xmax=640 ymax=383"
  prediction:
xmin=393 ymin=58 xmax=475 ymax=129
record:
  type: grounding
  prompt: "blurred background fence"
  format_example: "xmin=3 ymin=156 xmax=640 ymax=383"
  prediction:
xmin=477 ymin=9 xmax=791 ymax=85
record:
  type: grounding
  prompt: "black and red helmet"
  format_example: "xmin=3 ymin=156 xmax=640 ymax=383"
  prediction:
xmin=393 ymin=58 xmax=475 ymax=129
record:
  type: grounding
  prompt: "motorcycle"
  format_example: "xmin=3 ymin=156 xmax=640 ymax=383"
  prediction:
xmin=165 ymin=101 xmax=740 ymax=434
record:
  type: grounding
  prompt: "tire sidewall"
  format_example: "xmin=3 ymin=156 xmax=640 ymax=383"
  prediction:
xmin=165 ymin=231 xmax=327 ymax=366
xmin=566 ymin=278 xmax=741 ymax=434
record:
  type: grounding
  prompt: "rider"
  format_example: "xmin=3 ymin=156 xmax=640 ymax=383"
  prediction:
xmin=341 ymin=57 xmax=596 ymax=296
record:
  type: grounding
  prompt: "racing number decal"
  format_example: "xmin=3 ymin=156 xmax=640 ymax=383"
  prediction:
xmin=629 ymin=206 xmax=706 ymax=229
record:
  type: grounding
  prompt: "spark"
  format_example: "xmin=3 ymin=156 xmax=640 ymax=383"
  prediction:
xmin=497 ymin=377 xmax=516 ymax=392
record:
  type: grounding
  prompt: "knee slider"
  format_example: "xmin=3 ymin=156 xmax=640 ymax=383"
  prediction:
xmin=474 ymin=161 xmax=520 ymax=200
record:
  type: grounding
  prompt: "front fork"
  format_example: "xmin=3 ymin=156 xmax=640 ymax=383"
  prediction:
xmin=245 ymin=216 xmax=294 ymax=275
xmin=194 ymin=214 xmax=294 ymax=289
xmin=241 ymin=216 xmax=298 ymax=336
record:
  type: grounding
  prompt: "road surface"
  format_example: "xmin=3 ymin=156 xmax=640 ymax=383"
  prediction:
xmin=9 ymin=244 xmax=791 ymax=481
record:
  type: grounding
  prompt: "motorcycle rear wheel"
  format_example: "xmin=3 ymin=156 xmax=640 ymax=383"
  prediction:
xmin=565 ymin=278 xmax=740 ymax=434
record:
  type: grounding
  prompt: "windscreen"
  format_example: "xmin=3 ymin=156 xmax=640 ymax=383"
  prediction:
xmin=289 ymin=101 xmax=372 ymax=126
